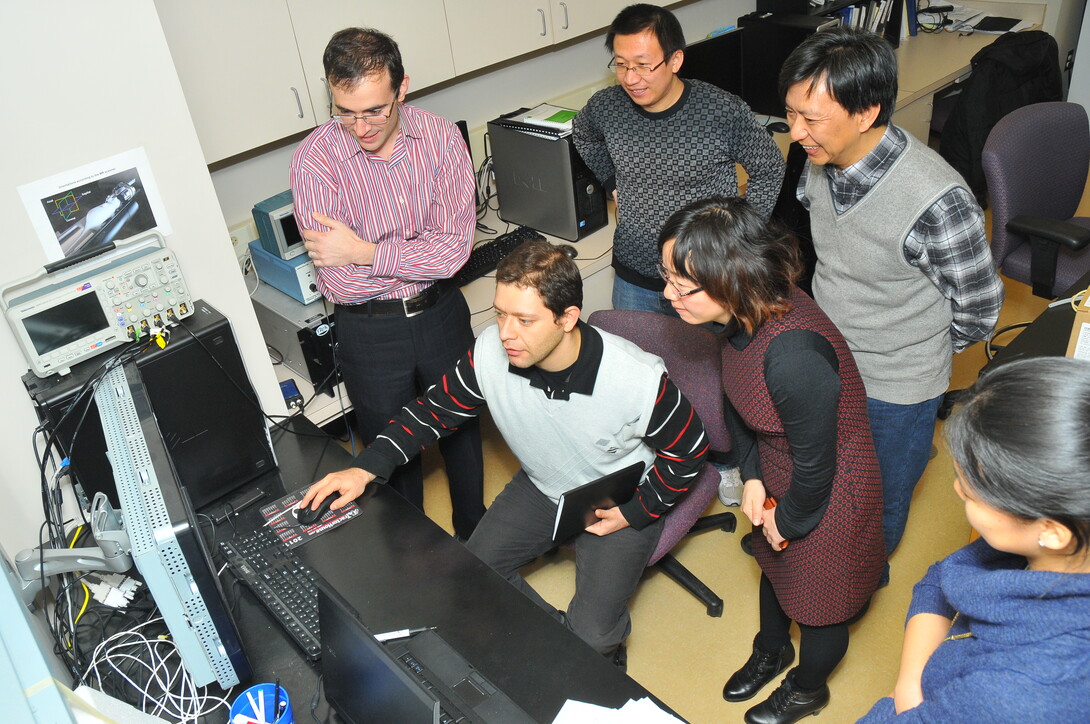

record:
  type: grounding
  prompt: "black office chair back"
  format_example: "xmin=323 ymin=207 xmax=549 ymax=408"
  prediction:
xmin=939 ymin=30 xmax=1063 ymax=202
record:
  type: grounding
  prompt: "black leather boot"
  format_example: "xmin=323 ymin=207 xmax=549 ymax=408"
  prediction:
xmin=744 ymin=669 xmax=830 ymax=724
xmin=722 ymin=636 xmax=795 ymax=702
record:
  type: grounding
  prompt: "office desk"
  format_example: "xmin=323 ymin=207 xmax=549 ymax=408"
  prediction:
xmin=225 ymin=416 xmax=665 ymax=722
xmin=891 ymin=3 xmax=1047 ymax=141
xmin=985 ymin=270 xmax=1090 ymax=368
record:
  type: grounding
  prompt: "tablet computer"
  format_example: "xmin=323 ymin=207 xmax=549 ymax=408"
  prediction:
xmin=551 ymin=462 xmax=645 ymax=543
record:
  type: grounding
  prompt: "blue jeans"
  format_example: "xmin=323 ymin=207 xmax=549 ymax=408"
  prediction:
xmin=866 ymin=395 xmax=943 ymax=562
xmin=611 ymin=276 xmax=678 ymax=317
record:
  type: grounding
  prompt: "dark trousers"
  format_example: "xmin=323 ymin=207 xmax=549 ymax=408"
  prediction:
xmin=335 ymin=286 xmax=484 ymax=538
xmin=467 ymin=470 xmax=663 ymax=656
xmin=756 ymin=574 xmax=851 ymax=691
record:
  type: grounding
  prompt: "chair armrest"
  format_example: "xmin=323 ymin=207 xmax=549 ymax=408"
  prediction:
xmin=1007 ymin=215 xmax=1090 ymax=251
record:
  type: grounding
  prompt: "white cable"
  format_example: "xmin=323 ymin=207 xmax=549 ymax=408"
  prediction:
xmin=82 ymin=618 xmax=230 ymax=721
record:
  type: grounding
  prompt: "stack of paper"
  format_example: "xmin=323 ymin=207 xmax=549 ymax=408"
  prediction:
xmin=551 ymin=697 xmax=685 ymax=723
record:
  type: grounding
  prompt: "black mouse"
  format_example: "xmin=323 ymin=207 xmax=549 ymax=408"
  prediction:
xmin=767 ymin=121 xmax=790 ymax=134
xmin=559 ymin=244 xmax=577 ymax=260
xmin=295 ymin=495 xmax=334 ymax=526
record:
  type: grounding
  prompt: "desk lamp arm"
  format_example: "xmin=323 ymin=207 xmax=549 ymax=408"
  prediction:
xmin=14 ymin=493 xmax=132 ymax=607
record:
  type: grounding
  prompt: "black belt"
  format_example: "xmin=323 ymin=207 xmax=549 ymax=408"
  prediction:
xmin=337 ymin=283 xmax=446 ymax=318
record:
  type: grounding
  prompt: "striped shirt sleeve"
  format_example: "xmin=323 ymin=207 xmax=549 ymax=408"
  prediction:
xmin=352 ymin=350 xmax=483 ymax=480
xmin=619 ymin=373 xmax=709 ymax=530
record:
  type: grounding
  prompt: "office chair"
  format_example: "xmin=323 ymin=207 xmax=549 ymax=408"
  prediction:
xmin=936 ymin=101 xmax=1090 ymax=421
xmin=982 ymin=101 xmax=1090 ymax=299
xmin=587 ymin=310 xmax=736 ymax=617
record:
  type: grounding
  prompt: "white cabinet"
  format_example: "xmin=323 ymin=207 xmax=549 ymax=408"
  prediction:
xmin=444 ymin=1 xmax=554 ymax=74
xmin=287 ymin=0 xmax=455 ymax=122
xmin=155 ymin=0 xmax=455 ymax=164
xmin=443 ymin=0 xmax=635 ymax=75
xmin=550 ymin=0 xmax=629 ymax=44
xmin=154 ymin=0 xmax=317 ymax=165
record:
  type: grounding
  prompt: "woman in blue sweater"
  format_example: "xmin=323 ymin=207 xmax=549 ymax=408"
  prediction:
xmin=859 ymin=356 xmax=1090 ymax=722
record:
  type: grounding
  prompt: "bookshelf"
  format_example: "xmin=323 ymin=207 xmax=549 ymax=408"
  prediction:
xmin=754 ymin=0 xmax=905 ymax=45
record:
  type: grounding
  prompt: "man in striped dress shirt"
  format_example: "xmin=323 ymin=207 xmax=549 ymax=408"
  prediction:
xmin=300 ymin=240 xmax=707 ymax=663
xmin=289 ymin=28 xmax=484 ymax=540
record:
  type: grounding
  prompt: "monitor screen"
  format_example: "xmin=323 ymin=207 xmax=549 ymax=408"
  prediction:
xmin=24 ymin=291 xmax=109 ymax=356
xmin=679 ymin=29 xmax=744 ymax=99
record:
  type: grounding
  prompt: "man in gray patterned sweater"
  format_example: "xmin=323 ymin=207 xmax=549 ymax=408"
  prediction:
xmin=573 ymin=3 xmax=785 ymax=315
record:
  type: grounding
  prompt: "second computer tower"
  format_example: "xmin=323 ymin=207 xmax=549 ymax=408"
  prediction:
xmin=487 ymin=118 xmax=607 ymax=242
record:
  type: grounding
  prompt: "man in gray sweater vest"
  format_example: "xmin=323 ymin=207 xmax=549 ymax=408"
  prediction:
xmin=300 ymin=240 xmax=708 ymax=663
xmin=779 ymin=29 xmax=1003 ymax=586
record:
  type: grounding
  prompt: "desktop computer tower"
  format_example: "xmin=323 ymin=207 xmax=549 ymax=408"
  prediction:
xmin=487 ymin=117 xmax=607 ymax=242
xmin=250 ymin=281 xmax=340 ymax=396
xmin=23 ymin=300 xmax=276 ymax=511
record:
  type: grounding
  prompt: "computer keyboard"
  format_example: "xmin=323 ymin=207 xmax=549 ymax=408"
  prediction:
xmin=452 ymin=225 xmax=547 ymax=287
xmin=220 ymin=526 xmax=322 ymax=660
xmin=397 ymin=650 xmax=470 ymax=724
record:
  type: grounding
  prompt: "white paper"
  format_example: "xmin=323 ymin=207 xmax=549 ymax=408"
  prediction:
xmin=551 ymin=698 xmax=684 ymax=724
xmin=17 ymin=147 xmax=171 ymax=262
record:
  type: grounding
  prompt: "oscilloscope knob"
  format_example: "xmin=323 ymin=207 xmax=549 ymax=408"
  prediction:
xmin=135 ymin=273 xmax=149 ymax=287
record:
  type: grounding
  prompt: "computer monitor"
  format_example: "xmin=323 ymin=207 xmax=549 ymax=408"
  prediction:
xmin=253 ymin=190 xmax=306 ymax=261
xmin=94 ymin=360 xmax=250 ymax=688
xmin=679 ymin=28 xmax=744 ymax=99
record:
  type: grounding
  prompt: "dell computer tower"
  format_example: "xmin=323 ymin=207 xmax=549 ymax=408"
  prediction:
xmin=487 ymin=116 xmax=607 ymax=242
xmin=23 ymin=300 xmax=276 ymax=511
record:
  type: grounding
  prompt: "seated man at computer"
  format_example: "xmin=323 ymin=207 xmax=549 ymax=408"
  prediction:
xmin=301 ymin=239 xmax=708 ymax=664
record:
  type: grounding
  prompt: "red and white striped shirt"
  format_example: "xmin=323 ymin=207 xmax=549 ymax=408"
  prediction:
xmin=289 ymin=105 xmax=475 ymax=304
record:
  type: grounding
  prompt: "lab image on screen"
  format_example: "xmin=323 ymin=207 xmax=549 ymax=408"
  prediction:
xmin=23 ymin=292 xmax=110 ymax=356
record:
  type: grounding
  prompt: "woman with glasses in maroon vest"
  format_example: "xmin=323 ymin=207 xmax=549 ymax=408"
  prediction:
xmin=658 ymin=196 xmax=884 ymax=724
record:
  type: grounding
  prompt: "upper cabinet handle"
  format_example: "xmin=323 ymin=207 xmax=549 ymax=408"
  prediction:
xmin=560 ymin=2 xmax=569 ymax=30
xmin=538 ymin=8 xmax=547 ymax=36
xmin=291 ymin=87 xmax=304 ymax=119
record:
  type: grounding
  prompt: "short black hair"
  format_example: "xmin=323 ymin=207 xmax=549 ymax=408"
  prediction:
xmin=323 ymin=27 xmax=405 ymax=93
xmin=606 ymin=4 xmax=686 ymax=61
xmin=945 ymin=357 xmax=1090 ymax=556
xmin=658 ymin=196 xmax=801 ymax=333
xmin=495 ymin=240 xmax=582 ymax=318
xmin=778 ymin=27 xmax=897 ymax=127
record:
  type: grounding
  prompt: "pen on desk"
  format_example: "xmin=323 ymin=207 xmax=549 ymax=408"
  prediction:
xmin=374 ymin=626 xmax=437 ymax=642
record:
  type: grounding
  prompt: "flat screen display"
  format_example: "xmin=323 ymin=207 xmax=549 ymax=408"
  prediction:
xmin=24 ymin=292 xmax=109 ymax=356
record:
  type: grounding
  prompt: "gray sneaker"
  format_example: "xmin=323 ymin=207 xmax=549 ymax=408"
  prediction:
xmin=716 ymin=465 xmax=743 ymax=507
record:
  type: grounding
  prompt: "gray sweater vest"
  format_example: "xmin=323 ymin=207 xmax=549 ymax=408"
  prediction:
xmin=474 ymin=325 xmax=662 ymax=502
xmin=806 ymin=130 xmax=965 ymax=404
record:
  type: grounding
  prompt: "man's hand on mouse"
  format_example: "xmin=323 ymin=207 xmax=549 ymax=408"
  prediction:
xmin=299 ymin=467 xmax=377 ymax=512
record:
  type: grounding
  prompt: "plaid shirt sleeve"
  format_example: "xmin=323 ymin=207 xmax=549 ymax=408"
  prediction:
xmin=903 ymin=187 xmax=1004 ymax=352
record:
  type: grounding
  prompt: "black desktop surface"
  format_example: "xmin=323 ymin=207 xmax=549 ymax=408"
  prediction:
xmin=986 ymin=269 xmax=1090 ymax=369
xmin=223 ymin=416 xmax=668 ymax=723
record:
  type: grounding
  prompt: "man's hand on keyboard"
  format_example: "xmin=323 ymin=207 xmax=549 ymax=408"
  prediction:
xmin=300 ymin=467 xmax=376 ymax=512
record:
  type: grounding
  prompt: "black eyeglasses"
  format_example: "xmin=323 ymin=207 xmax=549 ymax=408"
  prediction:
xmin=331 ymin=100 xmax=397 ymax=127
xmin=656 ymin=262 xmax=704 ymax=298
xmin=607 ymin=58 xmax=668 ymax=78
